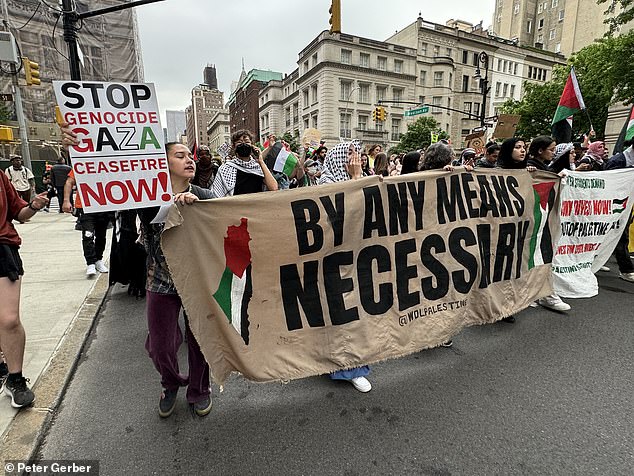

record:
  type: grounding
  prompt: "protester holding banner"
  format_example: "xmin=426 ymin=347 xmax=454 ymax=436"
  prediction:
xmin=605 ymin=140 xmax=634 ymax=282
xmin=527 ymin=136 xmax=557 ymax=170
xmin=139 ymin=142 xmax=214 ymax=418
xmin=548 ymin=143 xmax=576 ymax=174
xmin=498 ymin=138 xmax=571 ymax=312
xmin=0 ymin=171 xmax=49 ymax=408
xmin=212 ymin=130 xmax=279 ymax=198
xmin=400 ymin=151 xmax=421 ymax=175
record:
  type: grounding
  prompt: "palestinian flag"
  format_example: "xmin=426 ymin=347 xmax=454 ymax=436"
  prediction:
xmin=613 ymin=105 xmax=634 ymax=154
xmin=612 ymin=197 xmax=628 ymax=214
xmin=529 ymin=182 xmax=558 ymax=269
xmin=191 ymin=140 xmax=198 ymax=162
xmin=212 ymin=218 xmax=252 ymax=345
xmin=272 ymin=146 xmax=299 ymax=176
xmin=551 ymin=67 xmax=586 ymax=144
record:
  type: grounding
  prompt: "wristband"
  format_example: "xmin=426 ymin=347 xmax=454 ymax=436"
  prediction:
xmin=28 ymin=201 xmax=40 ymax=212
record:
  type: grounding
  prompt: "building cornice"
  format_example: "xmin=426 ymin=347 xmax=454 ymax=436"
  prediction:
xmin=297 ymin=61 xmax=417 ymax=86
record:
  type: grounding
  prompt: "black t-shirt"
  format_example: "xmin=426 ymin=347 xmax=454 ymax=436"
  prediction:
xmin=50 ymin=164 xmax=72 ymax=187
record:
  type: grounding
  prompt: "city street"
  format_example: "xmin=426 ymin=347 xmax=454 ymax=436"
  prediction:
xmin=34 ymin=267 xmax=633 ymax=475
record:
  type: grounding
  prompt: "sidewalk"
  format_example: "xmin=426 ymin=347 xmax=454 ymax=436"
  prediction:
xmin=1 ymin=204 xmax=111 ymax=448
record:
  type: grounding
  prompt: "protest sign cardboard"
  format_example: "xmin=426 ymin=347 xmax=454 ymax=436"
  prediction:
xmin=162 ymin=169 xmax=561 ymax=385
xmin=552 ymin=169 xmax=634 ymax=297
xmin=53 ymin=81 xmax=171 ymax=212
xmin=492 ymin=114 xmax=520 ymax=140
xmin=302 ymin=128 xmax=321 ymax=148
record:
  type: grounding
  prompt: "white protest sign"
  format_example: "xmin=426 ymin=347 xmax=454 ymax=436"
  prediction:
xmin=53 ymin=81 xmax=171 ymax=212
xmin=552 ymin=169 xmax=634 ymax=298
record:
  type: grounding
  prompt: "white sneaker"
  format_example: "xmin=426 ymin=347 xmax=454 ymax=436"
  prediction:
xmin=86 ymin=264 xmax=97 ymax=278
xmin=619 ymin=272 xmax=634 ymax=283
xmin=599 ymin=266 xmax=610 ymax=272
xmin=94 ymin=260 xmax=109 ymax=273
xmin=537 ymin=294 xmax=571 ymax=312
xmin=350 ymin=376 xmax=372 ymax=393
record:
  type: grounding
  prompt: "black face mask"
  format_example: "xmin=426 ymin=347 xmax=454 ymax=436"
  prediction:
xmin=235 ymin=143 xmax=252 ymax=158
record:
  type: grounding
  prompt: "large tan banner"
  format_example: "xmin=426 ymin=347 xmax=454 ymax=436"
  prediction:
xmin=162 ymin=169 xmax=561 ymax=385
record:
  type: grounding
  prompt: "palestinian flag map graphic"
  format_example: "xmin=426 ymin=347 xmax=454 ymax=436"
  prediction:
xmin=529 ymin=182 xmax=557 ymax=269
xmin=612 ymin=197 xmax=628 ymax=214
xmin=213 ymin=218 xmax=252 ymax=345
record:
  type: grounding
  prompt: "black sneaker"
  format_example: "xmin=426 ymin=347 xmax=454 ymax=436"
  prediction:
xmin=158 ymin=388 xmax=178 ymax=418
xmin=191 ymin=396 xmax=212 ymax=417
xmin=502 ymin=315 xmax=516 ymax=323
xmin=4 ymin=376 xmax=35 ymax=408
xmin=0 ymin=366 xmax=8 ymax=395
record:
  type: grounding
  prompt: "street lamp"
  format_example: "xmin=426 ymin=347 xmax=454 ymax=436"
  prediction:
xmin=473 ymin=51 xmax=490 ymax=127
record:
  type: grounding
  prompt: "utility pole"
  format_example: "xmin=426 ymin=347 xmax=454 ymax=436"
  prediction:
xmin=61 ymin=0 xmax=166 ymax=80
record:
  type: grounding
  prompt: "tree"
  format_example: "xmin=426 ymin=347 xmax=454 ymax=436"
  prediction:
xmin=501 ymin=31 xmax=634 ymax=140
xmin=390 ymin=116 xmax=448 ymax=153
xmin=0 ymin=102 xmax=12 ymax=124
xmin=281 ymin=130 xmax=300 ymax=153
xmin=597 ymin=0 xmax=634 ymax=35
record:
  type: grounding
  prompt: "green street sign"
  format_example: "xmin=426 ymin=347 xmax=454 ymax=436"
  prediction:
xmin=404 ymin=106 xmax=429 ymax=117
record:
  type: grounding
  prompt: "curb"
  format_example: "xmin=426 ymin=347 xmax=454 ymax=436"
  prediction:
xmin=0 ymin=272 xmax=111 ymax=466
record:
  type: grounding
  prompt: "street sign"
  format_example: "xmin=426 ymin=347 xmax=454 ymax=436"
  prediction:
xmin=0 ymin=93 xmax=13 ymax=101
xmin=404 ymin=106 xmax=429 ymax=117
xmin=484 ymin=115 xmax=498 ymax=123
xmin=471 ymin=126 xmax=486 ymax=133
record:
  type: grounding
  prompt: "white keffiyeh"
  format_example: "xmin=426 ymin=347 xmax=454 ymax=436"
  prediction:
xmin=317 ymin=140 xmax=362 ymax=185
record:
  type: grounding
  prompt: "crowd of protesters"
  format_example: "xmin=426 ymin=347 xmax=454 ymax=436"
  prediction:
xmin=1 ymin=126 xmax=632 ymax=417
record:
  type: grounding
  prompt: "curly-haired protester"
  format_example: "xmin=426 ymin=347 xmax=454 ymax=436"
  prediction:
xmin=0 ymin=172 xmax=49 ymax=408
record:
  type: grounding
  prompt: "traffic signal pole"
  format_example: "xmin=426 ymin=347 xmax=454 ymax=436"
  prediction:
xmin=61 ymin=0 xmax=166 ymax=81
xmin=10 ymin=62 xmax=32 ymax=169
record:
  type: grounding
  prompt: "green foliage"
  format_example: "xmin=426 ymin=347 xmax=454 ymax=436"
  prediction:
xmin=501 ymin=30 xmax=634 ymax=140
xmin=391 ymin=116 xmax=448 ymax=153
xmin=281 ymin=130 xmax=300 ymax=153
xmin=0 ymin=102 xmax=12 ymax=124
xmin=597 ymin=0 xmax=634 ymax=35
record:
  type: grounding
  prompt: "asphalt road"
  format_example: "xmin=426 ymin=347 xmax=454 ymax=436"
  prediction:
xmin=35 ymin=263 xmax=634 ymax=476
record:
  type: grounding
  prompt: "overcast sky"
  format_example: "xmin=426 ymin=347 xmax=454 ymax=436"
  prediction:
xmin=135 ymin=0 xmax=495 ymax=122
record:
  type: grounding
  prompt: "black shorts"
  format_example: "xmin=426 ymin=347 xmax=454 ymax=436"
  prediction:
xmin=0 ymin=244 xmax=24 ymax=281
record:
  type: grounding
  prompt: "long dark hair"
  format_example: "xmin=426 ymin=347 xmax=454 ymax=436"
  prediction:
xmin=400 ymin=151 xmax=421 ymax=174
xmin=497 ymin=138 xmax=527 ymax=169
xmin=528 ymin=135 xmax=555 ymax=162
xmin=373 ymin=152 xmax=389 ymax=176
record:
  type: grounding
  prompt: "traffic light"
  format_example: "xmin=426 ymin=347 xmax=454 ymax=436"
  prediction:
xmin=372 ymin=107 xmax=378 ymax=122
xmin=329 ymin=0 xmax=341 ymax=34
xmin=22 ymin=57 xmax=40 ymax=86
xmin=377 ymin=106 xmax=387 ymax=122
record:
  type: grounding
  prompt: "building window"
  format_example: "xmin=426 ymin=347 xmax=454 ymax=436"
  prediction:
xmin=419 ymin=95 xmax=425 ymax=104
xmin=473 ymin=52 xmax=479 ymax=66
xmin=341 ymin=49 xmax=352 ymax=64
xmin=503 ymin=83 xmax=509 ymax=97
xmin=473 ymin=102 xmax=480 ymax=117
xmin=555 ymin=42 xmax=561 ymax=53
xmin=514 ymin=3 xmax=519 ymax=14
xmin=302 ymin=89 xmax=309 ymax=108
xmin=303 ymin=60 xmax=309 ymax=73
xmin=549 ymin=29 xmax=556 ymax=40
xmin=377 ymin=56 xmax=387 ymax=71
xmin=340 ymin=80 xmax=352 ymax=101
xmin=538 ymin=18 xmax=544 ymax=29
xmin=538 ymin=3 xmax=543 ymax=13
xmin=304 ymin=117 xmax=309 ymax=129
xmin=462 ymin=75 xmax=470 ymax=92
xmin=495 ymin=82 xmax=501 ymax=97
xmin=312 ymin=114 xmax=318 ymax=128
xmin=358 ymin=115 xmax=368 ymax=131
xmin=552 ymin=0 xmax=558 ymax=6
xmin=434 ymin=71 xmax=444 ymax=87
xmin=537 ymin=33 xmax=544 ymax=43
xmin=393 ymin=88 xmax=403 ymax=102
xmin=433 ymin=45 xmax=440 ymax=57
xmin=311 ymin=83 xmax=318 ymax=104
xmin=340 ymin=113 xmax=352 ymax=138
xmin=462 ymin=50 xmax=469 ymax=63
xmin=514 ymin=63 xmax=518 ymax=75
xmin=360 ymin=52 xmax=370 ymax=68
xmin=376 ymin=86 xmax=387 ymax=101
xmin=510 ymin=84 xmax=516 ymax=98
xmin=312 ymin=53 xmax=318 ymax=67
xmin=285 ymin=107 xmax=291 ymax=127
xmin=558 ymin=10 xmax=565 ymax=21
xmin=432 ymin=96 xmax=442 ymax=114
xmin=445 ymin=48 xmax=452 ymax=58
xmin=463 ymin=102 xmax=472 ymax=113
xmin=391 ymin=119 xmax=401 ymax=141
xmin=420 ymin=42 xmax=428 ymax=56
xmin=447 ymin=98 xmax=451 ymax=109
xmin=394 ymin=59 xmax=403 ymax=73
xmin=420 ymin=70 xmax=427 ymax=85
xmin=359 ymin=83 xmax=370 ymax=103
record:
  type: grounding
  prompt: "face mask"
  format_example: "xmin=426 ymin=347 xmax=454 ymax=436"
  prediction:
xmin=235 ymin=143 xmax=252 ymax=158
